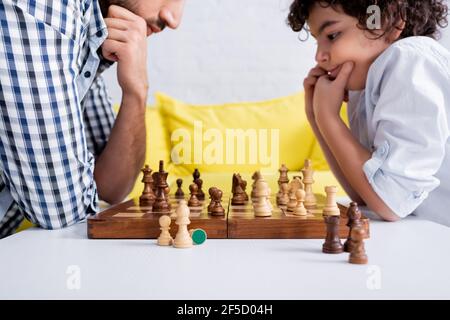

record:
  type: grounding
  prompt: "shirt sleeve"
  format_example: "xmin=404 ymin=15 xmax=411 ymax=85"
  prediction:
xmin=0 ymin=2 xmax=99 ymax=229
xmin=82 ymin=74 xmax=116 ymax=158
xmin=363 ymin=44 xmax=450 ymax=218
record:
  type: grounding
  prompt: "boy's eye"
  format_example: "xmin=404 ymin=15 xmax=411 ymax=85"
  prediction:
xmin=327 ymin=32 xmax=341 ymax=41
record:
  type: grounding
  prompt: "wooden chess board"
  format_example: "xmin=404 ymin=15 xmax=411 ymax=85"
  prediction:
xmin=87 ymin=194 xmax=370 ymax=239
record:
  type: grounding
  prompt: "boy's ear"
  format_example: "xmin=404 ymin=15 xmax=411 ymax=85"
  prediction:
xmin=387 ymin=19 xmax=406 ymax=43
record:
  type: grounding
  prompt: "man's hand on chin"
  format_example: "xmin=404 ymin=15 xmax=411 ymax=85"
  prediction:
xmin=102 ymin=5 xmax=149 ymax=100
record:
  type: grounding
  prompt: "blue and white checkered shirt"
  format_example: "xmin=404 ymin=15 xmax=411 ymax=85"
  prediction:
xmin=0 ymin=0 xmax=115 ymax=238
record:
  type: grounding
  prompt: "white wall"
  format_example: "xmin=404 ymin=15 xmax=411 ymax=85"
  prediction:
xmin=102 ymin=0 xmax=450 ymax=105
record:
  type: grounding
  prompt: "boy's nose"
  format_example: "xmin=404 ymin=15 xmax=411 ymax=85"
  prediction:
xmin=315 ymin=47 xmax=330 ymax=65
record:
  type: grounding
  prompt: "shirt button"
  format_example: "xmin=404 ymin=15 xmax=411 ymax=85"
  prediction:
xmin=96 ymin=30 xmax=103 ymax=37
xmin=84 ymin=71 xmax=91 ymax=78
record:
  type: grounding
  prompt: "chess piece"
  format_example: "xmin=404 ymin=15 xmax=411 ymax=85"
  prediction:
xmin=208 ymin=187 xmax=225 ymax=216
xmin=277 ymin=182 xmax=289 ymax=206
xmin=253 ymin=179 xmax=272 ymax=217
xmin=302 ymin=159 xmax=317 ymax=209
xmin=195 ymin=179 xmax=205 ymax=201
xmin=349 ymin=226 xmax=368 ymax=264
xmin=175 ymin=178 xmax=185 ymax=199
xmin=240 ymin=177 xmax=249 ymax=202
xmin=188 ymin=183 xmax=201 ymax=207
xmin=323 ymin=186 xmax=340 ymax=216
xmin=192 ymin=169 xmax=205 ymax=201
xmin=139 ymin=165 xmax=155 ymax=206
xmin=287 ymin=182 xmax=298 ymax=212
xmin=231 ymin=173 xmax=246 ymax=205
xmin=278 ymin=164 xmax=290 ymax=186
xmin=293 ymin=189 xmax=308 ymax=217
xmin=152 ymin=160 xmax=171 ymax=214
xmin=344 ymin=202 xmax=363 ymax=253
xmin=207 ymin=187 xmax=217 ymax=213
xmin=173 ymin=200 xmax=193 ymax=248
xmin=157 ymin=215 xmax=173 ymax=246
xmin=251 ymin=171 xmax=260 ymax=199
xmin=151 ymin=171 xmax=158 ymax=194
xmin=322 ymin=214 xmax=344 ymax=254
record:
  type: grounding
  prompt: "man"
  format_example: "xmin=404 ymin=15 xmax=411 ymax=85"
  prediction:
xmin=0 ymin=0 xmax=185 ymax=238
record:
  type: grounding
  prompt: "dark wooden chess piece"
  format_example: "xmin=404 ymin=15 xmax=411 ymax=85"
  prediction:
xmin=175 ymin=178 xmax=184 ymax=199
xmin=207 ymin=187 xmax=217 ymax=213
xmin=152 ymin=160 xmax=171 ymax=214
xmin=209 ymin=187 xmax=225 ymax=216
xmin=151 ymin=171 xmax=158 ymax=194
xmin=344 ymin=202 xmax=363 ymax=253
xmin=278 ymin=164 xmax=289 ymax=187
xmin=349 ymin=226 xmax=368 ymax=264
xmin=139 ymin=165 xmax=156 ymax=206
xmin=188 ymin=183 xmax=201 ymax=207
xmin=192 ymin=169 xmax=205 ymax=200
xmin=323 ymin=214 xmax=344 ymax=254
xmin=195 ymin=178 xmax=205 ymax=201
xmin=240 ymin=175 xmax=249 ymax=202
xmin=231 ymin=173 xmax=246 ymax=205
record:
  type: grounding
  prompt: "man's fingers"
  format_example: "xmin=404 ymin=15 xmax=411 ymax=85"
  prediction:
xmin=105 ymin=28 xmax=129 ymax=43
xmin=102 ymin=39 xmax=125 ymax=61
xmin=107 ymin=4 xmax=138 ymax=22
xmin=104 ymin=17 xmax=129 ymax=31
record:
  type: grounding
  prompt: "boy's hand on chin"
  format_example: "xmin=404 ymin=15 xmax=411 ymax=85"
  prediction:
xmin=313 ymin=61 xmax=354 ymax=121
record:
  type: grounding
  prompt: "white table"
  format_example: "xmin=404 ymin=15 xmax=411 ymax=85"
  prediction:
xmin=1 ymin=216 xmax=449 ymax=300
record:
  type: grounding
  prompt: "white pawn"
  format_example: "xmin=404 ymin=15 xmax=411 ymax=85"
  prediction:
xmin=157 ymin=215 xmax=173 ymax=246
xmin=253 ymin=179 xmax=272 ymax=217
xmin=173 ymin=200 xmax=193 ymax=248
xmin=293 ymin=189 xmax=308 ymax=217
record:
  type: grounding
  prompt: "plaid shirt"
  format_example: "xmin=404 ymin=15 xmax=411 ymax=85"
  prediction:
xmin=0 ymin=0 xmax=116 ymax=238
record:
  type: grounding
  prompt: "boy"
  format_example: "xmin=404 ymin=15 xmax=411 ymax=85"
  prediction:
xmin=287 ymin=1 xmax=450 ymax=225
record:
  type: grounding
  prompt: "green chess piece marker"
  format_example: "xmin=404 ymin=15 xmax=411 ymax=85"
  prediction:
xmin=190 ymin=229 xmax=207 ymax=245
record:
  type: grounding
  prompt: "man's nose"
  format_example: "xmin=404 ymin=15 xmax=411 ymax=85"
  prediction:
xmin=159 ymin=6 xmax=182 ymax=29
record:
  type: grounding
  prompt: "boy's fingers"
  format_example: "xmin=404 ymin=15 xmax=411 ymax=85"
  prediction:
xmin=335 ymin=61 xmax=354 ymax=89
xmin=106 ymin=28 xmax=129 ymax=43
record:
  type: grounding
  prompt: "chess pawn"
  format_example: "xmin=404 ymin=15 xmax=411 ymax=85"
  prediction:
xmin=253 ymin=179 xmax=272 ymax=217
xmin=293 ymin=189 xmax=308 ymax=217
xmin=344 ymin=202 xmax=363 ymax=253
xmin=349 ymin=226 xmax=368 ymax=264
xmin=157 ymin=215 xmax=173 ymax=246
xmin=207 ymin=187 xmax=217 ymax=213
xmin=287 ymin=183 xmax=298 ymax=212
xmin=175 ymin=178 xmax=185 ymax=199
xmin=323 ymin=186 xmax=340 ymax=216
xmin=322 ymin=214 xmax=344 ymax=254
xmin=139 ymin=165 xmax=156 ymax=206
xmin=188 ymin=183 xmax=201 ymax=207
xmin=277 ymin=164 xmax=289 ymax=187
xmin=173 ymin=200 xmax=193 ymax=248
xmin=302 ymin=159 xmax=317 ymax=209
xmin=210 ymin=188 xmax=225 ymax=216
xmin=195 ymin=178 xmax=205 ymax=201
xmin=277 ymin=182 xmax=289 ymax=206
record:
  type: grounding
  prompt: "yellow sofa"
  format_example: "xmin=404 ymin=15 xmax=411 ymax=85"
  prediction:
xmin=128 ymin=92 xmax=346 ymax=200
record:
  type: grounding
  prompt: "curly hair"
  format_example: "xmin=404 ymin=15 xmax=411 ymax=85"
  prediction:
xmin=287 ymin=0 xmax=448 ymax=40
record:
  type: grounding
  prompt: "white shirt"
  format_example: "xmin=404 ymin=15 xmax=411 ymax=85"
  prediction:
xmin=347 ymin=36 xmax=450 ymax=226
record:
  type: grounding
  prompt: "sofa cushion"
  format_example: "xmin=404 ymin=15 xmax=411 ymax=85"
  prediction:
xmin=157 ymin=92 xmax=317 ymax=177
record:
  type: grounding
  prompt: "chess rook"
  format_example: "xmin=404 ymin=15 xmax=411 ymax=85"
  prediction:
xmin=322 ymin=215 xmax=344 ymax=254
xmin=322 ymin=186 xmax=340 ymax=216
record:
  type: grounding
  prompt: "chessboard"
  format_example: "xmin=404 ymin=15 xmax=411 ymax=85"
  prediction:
xmin=87 ymin=160 xmax=370 ymax=240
